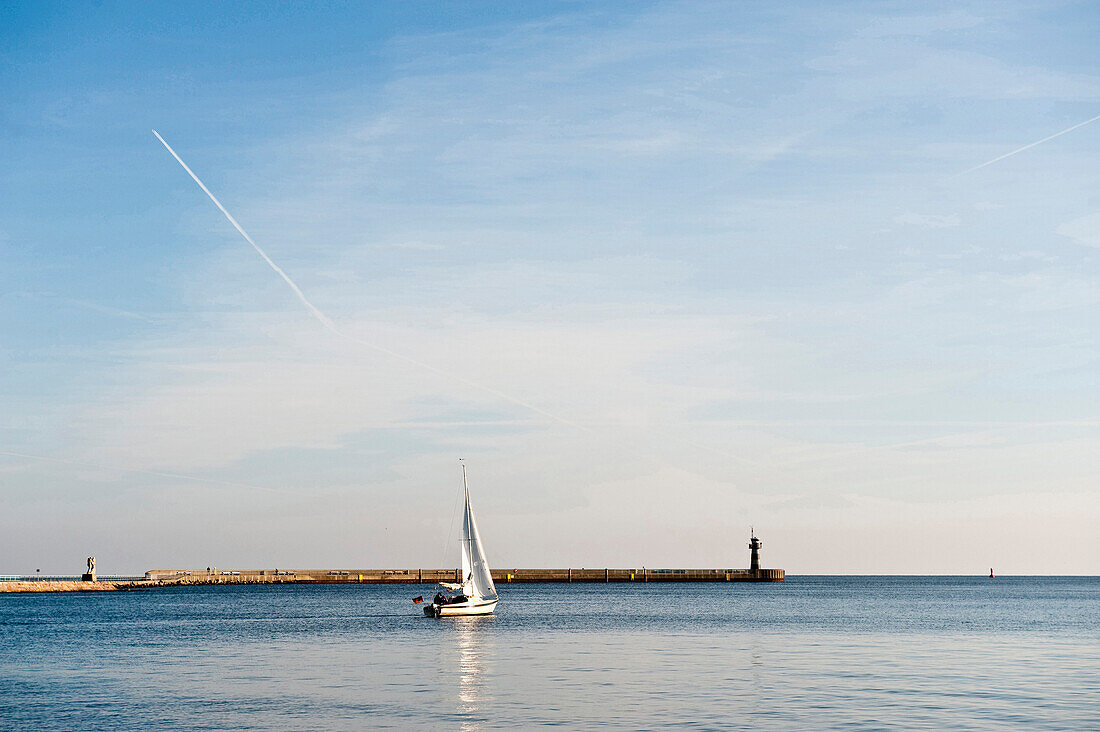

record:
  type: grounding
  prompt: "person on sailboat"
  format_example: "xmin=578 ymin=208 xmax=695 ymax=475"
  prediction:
xmin=434 ymin=589 xmax=471 ymax=606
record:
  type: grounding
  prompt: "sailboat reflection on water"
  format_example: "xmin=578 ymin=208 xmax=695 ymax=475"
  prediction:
xmin=424 ymin=463 xmax=498 ymax=617
xmin=456 ymin=617 xmax=491 ymax=723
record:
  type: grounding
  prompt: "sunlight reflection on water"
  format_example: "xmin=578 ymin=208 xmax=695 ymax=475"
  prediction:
xmin=455 ymin=617 xmax=491 ymax=729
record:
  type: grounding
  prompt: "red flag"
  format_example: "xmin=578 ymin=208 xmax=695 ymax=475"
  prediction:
xmin=412 ymin=596 xmax=424 ymax=604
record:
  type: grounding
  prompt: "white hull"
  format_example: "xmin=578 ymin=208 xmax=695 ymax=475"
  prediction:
xmin=425 ymin=597 xmax=497 ymax=617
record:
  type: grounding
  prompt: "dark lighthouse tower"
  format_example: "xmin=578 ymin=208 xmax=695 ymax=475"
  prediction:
xmin=748 ymin=528 xmax=762 ymax=576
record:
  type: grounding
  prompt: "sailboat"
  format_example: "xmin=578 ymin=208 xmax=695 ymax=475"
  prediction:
xmin=424 ymin=463 xmax=498 ymax=617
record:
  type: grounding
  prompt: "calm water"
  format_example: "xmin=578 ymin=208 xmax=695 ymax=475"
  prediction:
xmin=1 ymin=577 xmax=1096 ymax=730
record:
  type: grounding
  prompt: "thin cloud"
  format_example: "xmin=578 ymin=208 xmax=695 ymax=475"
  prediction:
xmin=0 ymin=450 xmax=309 ymax=497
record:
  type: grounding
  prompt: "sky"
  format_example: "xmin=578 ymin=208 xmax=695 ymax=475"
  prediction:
xmin=1 ymin=1 xmax=1098 ymax=574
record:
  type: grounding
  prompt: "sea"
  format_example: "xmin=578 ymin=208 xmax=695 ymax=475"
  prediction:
xmin=1 ymin=576 xmax=1096 ymax=730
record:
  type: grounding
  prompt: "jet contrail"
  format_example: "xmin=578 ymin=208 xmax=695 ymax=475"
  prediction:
xmin=153 ymin=130 xmax=338 ymax=333
xmin=960 ymin=112 xmax=1100 ymax=174
xmin=153 ymin=130 xmax=581 ymax=430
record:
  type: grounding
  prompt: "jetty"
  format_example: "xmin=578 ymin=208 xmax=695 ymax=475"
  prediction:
xmin=2 ymin=567 xmax=783 ymax=592
xmin=140 ymin=566 xmax=784 ymax=584
xmin=139 ymin=531 xmax=784 ymax=585
xmin=3 ymin=531 xmax=783 ymax=591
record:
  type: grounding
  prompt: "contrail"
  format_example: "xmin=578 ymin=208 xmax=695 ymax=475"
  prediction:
xmin=153 ymin=130 xmax=580 ymax=430
xmin=959 ymin=112 xmax=1100 ymax=174
xmin=153 ymin=130 xmax=338 ymax=333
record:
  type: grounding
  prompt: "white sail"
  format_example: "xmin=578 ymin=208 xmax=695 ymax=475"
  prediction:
xmin=460 ymin=512 xmax=473 ymax=594
xmin=460 ymin=467 xmax=496 ymax=600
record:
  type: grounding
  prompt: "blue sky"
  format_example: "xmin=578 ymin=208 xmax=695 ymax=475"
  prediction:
xmin=2 ymin=1 xmax=1098 ymax=573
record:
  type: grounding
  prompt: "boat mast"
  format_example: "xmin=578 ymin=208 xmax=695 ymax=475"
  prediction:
xmin=461 ymin=459 xmax=472 ymax=592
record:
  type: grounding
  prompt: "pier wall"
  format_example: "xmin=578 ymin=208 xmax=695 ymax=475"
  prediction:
xmin=142 ymin=568 xmax=785 ymax=583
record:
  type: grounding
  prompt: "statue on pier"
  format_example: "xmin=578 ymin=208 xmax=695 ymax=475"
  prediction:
xmin=82 ymin=556 xmax=97 ymax=582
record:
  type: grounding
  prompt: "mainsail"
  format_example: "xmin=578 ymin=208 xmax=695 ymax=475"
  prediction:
xmin=460 ymin=467 xmax=496 ymax=600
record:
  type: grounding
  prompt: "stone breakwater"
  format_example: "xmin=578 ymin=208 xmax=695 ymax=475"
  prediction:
xmin=1 ymin=581 xmax=121 ymax=593
xmin=0 ymin=577 xmax=304 ymax=593
xmin=146 ymin=567 xmax=786 ymax=583
xmin=3 ymin=567 xmax=785 ymax=592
